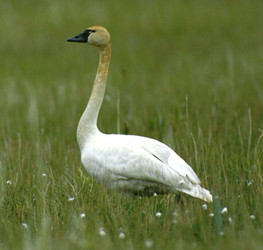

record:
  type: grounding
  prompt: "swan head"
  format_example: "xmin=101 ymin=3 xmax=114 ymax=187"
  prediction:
xmin=67 ymin=26 xmax=110 ymax=47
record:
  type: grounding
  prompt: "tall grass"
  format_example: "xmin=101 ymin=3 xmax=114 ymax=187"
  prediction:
xmin=0 ymin=0 xmax=263 ymax=249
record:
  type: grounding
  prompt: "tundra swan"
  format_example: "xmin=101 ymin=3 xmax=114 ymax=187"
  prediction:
xmin=67 ymin=26 xmax=212 ymax=202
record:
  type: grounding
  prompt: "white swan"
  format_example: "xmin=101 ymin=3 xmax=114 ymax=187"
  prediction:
xmin=67 ymin=26 xmax=212 ymax=202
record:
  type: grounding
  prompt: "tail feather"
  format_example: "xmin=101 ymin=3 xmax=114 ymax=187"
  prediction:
xmin=178 ymin=185 xmax=213 ymax=203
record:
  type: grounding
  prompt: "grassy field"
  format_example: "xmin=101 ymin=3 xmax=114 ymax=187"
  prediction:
xmin=1 ymin=0 xmax=263 ymax=249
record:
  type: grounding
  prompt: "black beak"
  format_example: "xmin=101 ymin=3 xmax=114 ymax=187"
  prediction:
xmin=66 ymin=30 xmax=90 ymax=43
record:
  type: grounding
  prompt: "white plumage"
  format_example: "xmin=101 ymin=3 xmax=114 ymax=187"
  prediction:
xmin=67 ymin=25 xmax=212 ymax=202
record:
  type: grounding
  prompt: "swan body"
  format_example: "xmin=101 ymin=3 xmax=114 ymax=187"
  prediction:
xmin=67 ymin=26 xmax=212 ymax=202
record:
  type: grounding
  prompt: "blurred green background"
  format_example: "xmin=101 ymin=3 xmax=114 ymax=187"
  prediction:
xmin=0 ymin=0 xmax=263 ymax=249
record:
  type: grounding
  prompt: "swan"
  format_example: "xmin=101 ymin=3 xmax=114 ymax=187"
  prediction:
xmin=66 ymin=25 xmax=212 ymax=202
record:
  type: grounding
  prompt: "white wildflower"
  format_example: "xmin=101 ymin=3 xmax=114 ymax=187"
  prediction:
xmin=68 ymin=197 xmax=75 ymax=201
xmin=22 ymin=223 xmax=28 ymax=229
xmin=80 ymin=213 xmax=85 ymax=219
xmin=155 ymin=212 xmax=162 ymax=218
xmin=228 ymin=217 xmax=233 ymax=223
xmin=118 ymin=232 xmax=125 ymax=239
xmin=145 ymin=239 xmax=154 ymax=248
xmin=153 ymin=192 xmax=157 ymax=197
xmin=202 ymin=204 xmax=207 ymax=210
xmin=221 ymin=207 xmax=228 ymax=214
xmin=99 ymin=227 xmax=106 ymax=236
xmin=209 ymin=213 xmax=214 ymax=217
xmin=42 ymin=173 xmax=47 ymax=177
xmin=6 ymin=180 xmax=12 ymax=185
xmin=173 ymin=211 xmax=178 ymax=217
xmin=247 ymin=181 xmax=253 ymax=186
xmin=250 ymin=215 xmax=255 ymax=220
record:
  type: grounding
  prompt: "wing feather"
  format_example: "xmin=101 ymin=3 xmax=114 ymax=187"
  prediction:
xmin=81 ymin=133 xmax=212 ymax=202
xmin=136 ymin=136 xmax=200 ymax=184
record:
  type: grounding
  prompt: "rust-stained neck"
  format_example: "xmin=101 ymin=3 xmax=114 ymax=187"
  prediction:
xmin=77 ymin=43 xmax=111 ymax=150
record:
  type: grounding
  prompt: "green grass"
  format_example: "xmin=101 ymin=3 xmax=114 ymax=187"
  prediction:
xmin=1 ymin=0 xmax=263 ymax=249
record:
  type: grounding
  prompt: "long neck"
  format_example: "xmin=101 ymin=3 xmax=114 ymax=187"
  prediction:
xmin=77 ymin=44 xmax=111 ymax=150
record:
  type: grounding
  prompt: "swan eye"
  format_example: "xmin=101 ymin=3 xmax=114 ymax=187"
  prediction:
xmin=89 ymin=30 xmax=95 ymax=34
